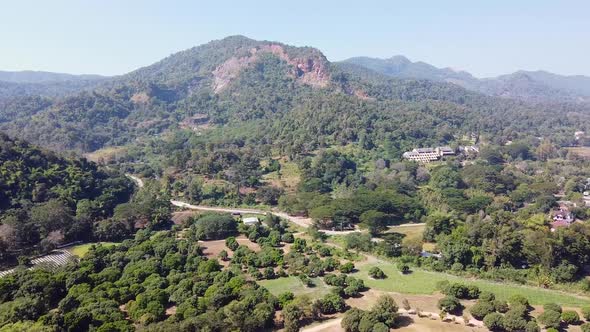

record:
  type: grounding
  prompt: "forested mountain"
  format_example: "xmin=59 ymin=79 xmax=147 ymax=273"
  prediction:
xmin=0 ymin=70 xmax=105 ymax=83
xmin=0 ymin=35 xmax=588 ymax=156
xmin=342 ymin=56 xmax=590 ymax=103
xmin=0 ymin=133 xmax=134 ymax=261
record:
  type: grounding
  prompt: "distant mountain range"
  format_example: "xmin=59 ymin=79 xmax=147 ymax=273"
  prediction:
xmin=341 ymin=56 xmax=590 ymax=103
xmin=0 ymin=70 xmax=105 ymax=83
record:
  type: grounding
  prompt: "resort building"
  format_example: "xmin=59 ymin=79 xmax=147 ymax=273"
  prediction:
xmin=403 ymin=146 xmax=456 ymax=163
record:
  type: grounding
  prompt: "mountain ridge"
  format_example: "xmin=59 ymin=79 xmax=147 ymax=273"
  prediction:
xmin=0 ymin=35 xmax=588 ymax=155
xmin=340 ymin=55 xmax=590 ymax=103
xmin=0 ymin=70 xmax=106 ymax=83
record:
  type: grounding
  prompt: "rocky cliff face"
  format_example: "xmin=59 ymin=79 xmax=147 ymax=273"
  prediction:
xmin=212 ymin=44 xmax=330 ymax=92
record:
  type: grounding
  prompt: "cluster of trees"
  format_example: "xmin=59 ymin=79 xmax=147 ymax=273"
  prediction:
xmin=0 ymin=229 xmax=281 ymax=331
xmin=341 ymin=295 xmax=400 ymax=332
xmin=0 ymin=134 xmax=135 ymax=262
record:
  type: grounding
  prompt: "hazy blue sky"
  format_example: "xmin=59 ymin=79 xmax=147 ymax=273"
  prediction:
xmin=1 ymin=0 xmax=588 ymax=77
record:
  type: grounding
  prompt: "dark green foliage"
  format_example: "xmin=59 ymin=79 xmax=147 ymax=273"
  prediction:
xmin=368 ymin=266 xmax=386 ymax=279
xmin=0 ymin=134 xmax=133 ymax=260
xmin=469 ymin=300 xmax=495 ymax=320
xmin=437 ymin=295 xmax=462 ymax=314
xmin=508 ymin=294 xmax=529 ymax=307
xmin=189 ymin=213 xmax=237 ymax=240
xmin=441 ymin=282 xmax=480 ymax=299
xmin=537 ymin=310 xmax=562 ymax=329
xmin=561 ymin=310 xmax=580 ymax=325
xmin=525 ymin=321 xmax=540 ymax=332
xmin=543 ymin=303 xmax=562 ymax=314
xmin=483 ymin=312 xmax=504 ymax=331
xmin=582 ymin=306 xmax=590 ymax=320
xmin=316 ymin=293 xmax=346 ymax=314
xmin=340 ymin=295 xmax=398 ymax=332
xmin=339 ymin=262 xmax=355 ymax=273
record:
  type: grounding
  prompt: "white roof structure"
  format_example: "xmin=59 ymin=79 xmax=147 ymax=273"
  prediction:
xmin=243 ymin=217 xmax=259 ymax=225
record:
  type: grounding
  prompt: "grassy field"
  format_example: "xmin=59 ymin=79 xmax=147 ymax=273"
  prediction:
xmin=262 ymin=159 xmax=301 ymax=192
xmin=67 ymin=242 xmax=118 ymax=258
xmin=355 ymin=262 xmax=590 ymax=308
xmin=387 ymin=224 xmax=425 ymax=240
xmin=258 ymin=276 xmax=332 ymax=299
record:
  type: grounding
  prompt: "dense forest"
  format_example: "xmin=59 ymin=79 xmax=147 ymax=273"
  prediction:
xmin=0 ymin=133 xmax=134 ymax=263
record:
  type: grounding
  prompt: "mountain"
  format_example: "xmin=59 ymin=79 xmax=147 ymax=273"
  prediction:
xmin=342 ymin=55 xmax=479 ymax=86
xmin=0 ymin=70 xmax=105 ymax=83
xmin=341 ymin=56 xmax=590 ymax=103
xmin=0 ymin=35 xmax=588 ymax=155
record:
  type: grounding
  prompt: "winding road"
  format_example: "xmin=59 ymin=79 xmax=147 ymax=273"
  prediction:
xmin=127 ymin=174 xmax=422 ymax=235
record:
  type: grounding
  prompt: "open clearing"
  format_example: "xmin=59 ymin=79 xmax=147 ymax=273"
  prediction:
xmin=261 ymin=158 xmax=301 ymax=193
xmin=258 ymin=276 xmax=332 ymax=299
xmin=199 ymin=235 xmax=261 ymax=264
xmin=355 ymin=261 xmax=590 ymax=307
xmin=566 ymin=147 xmax=590 ymax=159
xmin=387 ymin=223 xmax=425 ymax=239
xmin=66 ymin=242 xmax=118 ymax=257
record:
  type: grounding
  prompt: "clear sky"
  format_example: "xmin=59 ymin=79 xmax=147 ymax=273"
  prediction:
xmin=1 ymin=0 xmax=588 ymax=78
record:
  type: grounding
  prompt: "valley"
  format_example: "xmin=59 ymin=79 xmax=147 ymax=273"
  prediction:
xmin=1 ymin=33 xmax=590 ymax=332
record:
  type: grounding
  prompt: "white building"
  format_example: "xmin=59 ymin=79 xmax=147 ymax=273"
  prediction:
xmin=403 ymin=146 xmax=455 ymax=163
xmin=243 ymin=217 xmax=260 ymax=226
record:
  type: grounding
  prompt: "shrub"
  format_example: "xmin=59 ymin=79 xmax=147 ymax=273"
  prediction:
xmin=537 ymin=310 xmax=562 ymax=329
xmin=543 ymin=303 xmax=562 ymax=314
xmin=278 ymin=292 xmax=294 ymax=308
xmin=398 ymin=264 xmax=410 ymax=274
xmin=493 ymin=299 xmax=509 ymax=313
xmin=483 ymin=312 xmax=504 ymax=331
xmin=372 ymin=322 xmax=389 ymax=332
xmin=466 ymin=285 xmax=480 ymax=299
xmin=525 ymin=321 xmax=540 ymax=332
xmin=479 ymin=291 xmax=496 ymax=302
xmin=341 ymin=308 xmax=364 ymax=332
xmin=451 ymin=262 xmax=464 ymax=271
xmin=318 ymin=293 xmax=346 ymax=314
xmin=582 ymin=306 xmax=590 ymax=320
xmin=508 ymin=294 xmax=529 ymax=307
xmin=502 ymin=309 xmax=528 ymax=331
xmin=437 ymin=295 xmax=462 ymax=314
xmin=340 ymin=262 xmax=355 ymax=273
xmin=507 ymin=304 xmax=528 ymax=318
xmin=368 ymin=267 xmax=386 ymax=279
xmin=225 ymin=236 xmax=239 ymax=251
xmin=436 ymin=280 xmax=450 ymax=293
xmin=281 ymin=233 xmax=294 ymax=243
xmin=581 ymin=322 xmax=590 ymax=332
xmin=561 ymin=310 xmax=580 ymax=325
xmin=470 ymin=300 xmax=495 ymax=320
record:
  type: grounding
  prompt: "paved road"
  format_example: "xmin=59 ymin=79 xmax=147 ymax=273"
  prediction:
xmin=130 ymin=174 xmax=363 ymax=234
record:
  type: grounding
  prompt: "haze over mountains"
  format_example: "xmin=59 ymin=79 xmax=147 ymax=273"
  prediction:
xmin=341 ymin=56 xmax=590 ymax=103
xmin=0 ymin=70 xmax=105 ymax=83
